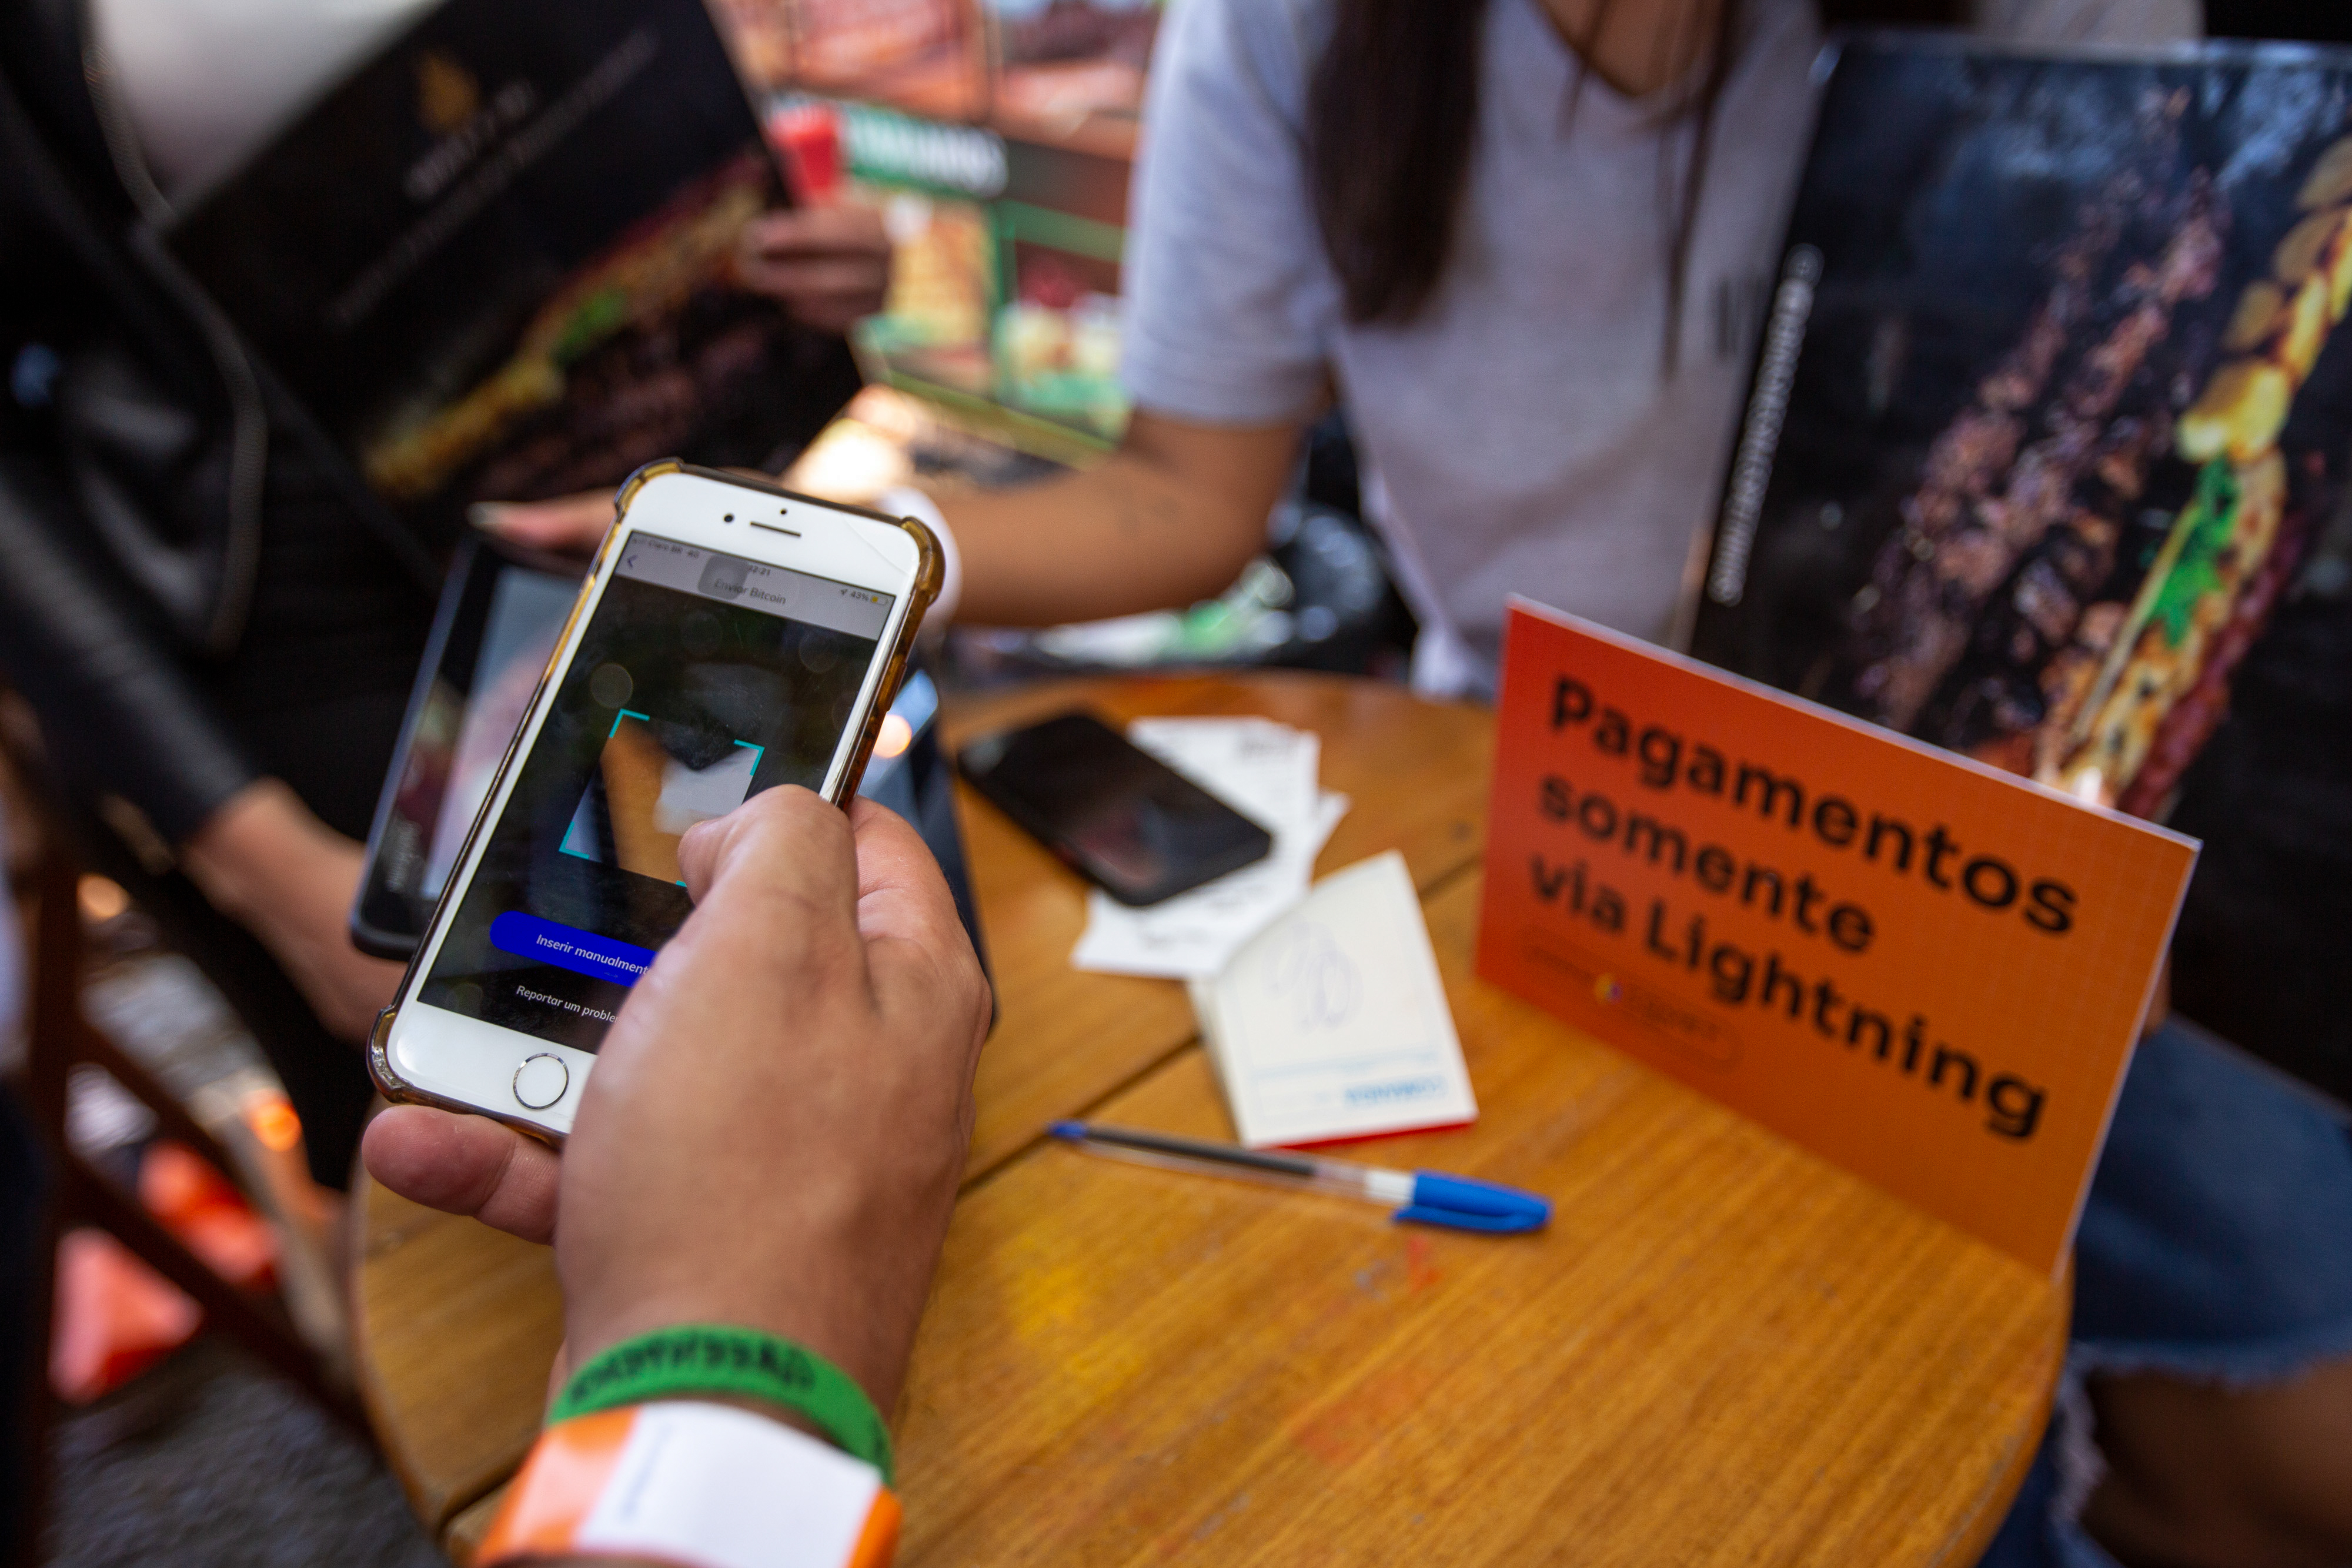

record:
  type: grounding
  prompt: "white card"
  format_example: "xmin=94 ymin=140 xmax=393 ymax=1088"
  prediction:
xmin=1128 ymin=717 xmax=1318 ymax=833
xmin=1193 ymin=850 xmax=1477 ymax=1147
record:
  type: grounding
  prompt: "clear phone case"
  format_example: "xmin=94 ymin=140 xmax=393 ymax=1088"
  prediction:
xmin=368 ymin=458 xmax=944 ymax=1141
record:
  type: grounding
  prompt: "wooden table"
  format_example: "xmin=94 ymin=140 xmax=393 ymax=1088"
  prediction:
xmin=349 ymin=673 xmax=2064 ymax=1565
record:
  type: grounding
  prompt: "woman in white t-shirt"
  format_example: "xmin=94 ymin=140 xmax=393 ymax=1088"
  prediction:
xmin=489 ymin=2 xmax=2352 ymax=1563
xmin=928 ymin=0 xmax=2205 ymax=695
xmin=0 ymin=0 xmax=891 ymax=1175
xmin=915 ymin=5 xmax=2352 ymax=1566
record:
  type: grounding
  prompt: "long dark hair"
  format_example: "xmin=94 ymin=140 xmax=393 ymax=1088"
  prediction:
xmin=1304 ymin=0 xmax=1958 ymax=365
xmin=1305 ymin=1 xmax=1492 ymax=328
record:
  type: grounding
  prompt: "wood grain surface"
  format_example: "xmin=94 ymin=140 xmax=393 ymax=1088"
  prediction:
xmin=348 ymin=1182 xmax=563 ymax=1527
xmin=890 ymin=871 xmax=2064 ymax=1568
xmin=352 ymin=673 xmax=2063 ymax=1562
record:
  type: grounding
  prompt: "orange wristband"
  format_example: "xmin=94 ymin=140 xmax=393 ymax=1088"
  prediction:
xmin=477 ymin=1402 xmax=900 ymax=1568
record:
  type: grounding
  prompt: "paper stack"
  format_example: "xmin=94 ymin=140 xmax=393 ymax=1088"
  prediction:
xmin=1191 ymin=851 xmax=1478 ymax=1148
xmin=1070 ymin=718 xmax=1349 ymax=979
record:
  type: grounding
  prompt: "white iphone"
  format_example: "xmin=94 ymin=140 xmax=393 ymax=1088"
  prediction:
xmin=369 ymin=462 xmax=940 ymax=1139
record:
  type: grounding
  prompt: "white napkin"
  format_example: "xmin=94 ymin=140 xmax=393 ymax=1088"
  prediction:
xmin=1069 ymin=718 xmax=1349 ymax=980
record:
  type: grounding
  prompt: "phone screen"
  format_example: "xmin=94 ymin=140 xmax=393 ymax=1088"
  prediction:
xmin=419 ymin=567 xmax=577 ymax=902
xmin=416 ymin=531 xmax=893 ymax=1052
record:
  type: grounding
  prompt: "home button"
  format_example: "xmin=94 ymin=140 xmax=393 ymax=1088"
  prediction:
xmin=513 ymin=1054 xmax=569 ymax=1111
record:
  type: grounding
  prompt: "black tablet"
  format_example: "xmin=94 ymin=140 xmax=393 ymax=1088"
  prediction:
xmin=352 ymin=531 xmax=582 ymax=958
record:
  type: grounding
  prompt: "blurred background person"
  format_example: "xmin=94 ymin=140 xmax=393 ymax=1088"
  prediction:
xmin=0 ymin=0 xmax=889 ymax=1189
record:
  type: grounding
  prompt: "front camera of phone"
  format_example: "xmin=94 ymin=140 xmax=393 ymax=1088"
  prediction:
xmin=723 ymin=513 xmax=734 ymax=522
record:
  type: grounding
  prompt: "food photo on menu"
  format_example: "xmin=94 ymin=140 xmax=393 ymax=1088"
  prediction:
xmin=162 ymin=0 xmax=859 ymax=540
xmin=1690 ymin=35 xmax=2352 ymax=1109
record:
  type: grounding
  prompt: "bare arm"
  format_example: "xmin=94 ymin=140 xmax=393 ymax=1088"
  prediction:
xmin=478 ymin=409 xmax=1308 ymax=630
xmin=180 ymin=780 xmax=405 ymax=1042
xmin=941 ymin=409 xmax=1304 ymax=627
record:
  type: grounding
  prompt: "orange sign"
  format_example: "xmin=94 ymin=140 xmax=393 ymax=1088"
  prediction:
xmin=1475 ymin=601 xmax=2197 ymax=1276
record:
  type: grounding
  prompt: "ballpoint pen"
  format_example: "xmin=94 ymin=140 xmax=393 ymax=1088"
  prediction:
xmin=1047 ymin=1121 xmax=1551 ymax=1234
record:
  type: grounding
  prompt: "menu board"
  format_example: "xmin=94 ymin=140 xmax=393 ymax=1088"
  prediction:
xmin=708 ymin=0 xmax=1162 ymax=135
xmin=711 ymin=0 xmax=990 ymax=118
xmin=166 ymin=0 xmax=857 ymax=537
xmin=777 ymin=93 xmax=1132 ymax=448
xmin=1690 ymin=36 xmax=2352 ymax=1112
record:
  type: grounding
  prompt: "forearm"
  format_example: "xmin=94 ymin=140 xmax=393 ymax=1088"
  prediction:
xmin=479 ymin=413 xmax=1306 ymax=631
xmin=943 ymin=453 xmax=1250 ymax=626
xmin=179 ymin=779 xmax=341 ymax=924
xmin=181 ymin=778 xmax=403 ymax=1041
xmin=940 ymin=411 xmax=1302 ymax=627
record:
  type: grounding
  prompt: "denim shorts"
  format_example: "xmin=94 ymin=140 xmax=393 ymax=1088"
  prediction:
xmin=1978 ymin=1020 xmax=2352 ymax=1568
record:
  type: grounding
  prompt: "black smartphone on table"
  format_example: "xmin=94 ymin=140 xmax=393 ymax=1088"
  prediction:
xmin=957 ymin=710 xmax=1274 ymax=906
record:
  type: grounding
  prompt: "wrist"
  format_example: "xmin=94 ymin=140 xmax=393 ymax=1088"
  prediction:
xmin=567 ymin=1285 xmax=897 ymax=1417
xmin=181 ymin=778 xmax=305 ymax=926
xmin=563 ymin=1174 xmax=937 ymax=1415
xmin=876 ymin=486 xmax=959 ymax=630
xmin=480 ymin=1400 xmax=899 ymax=1568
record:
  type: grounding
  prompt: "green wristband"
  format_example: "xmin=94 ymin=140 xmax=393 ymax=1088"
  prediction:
xmin=549 ymin=1325 xmax=893 ymax=1483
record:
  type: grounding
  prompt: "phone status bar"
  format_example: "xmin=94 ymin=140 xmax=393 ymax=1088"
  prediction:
xmin=616 ymin=533 xmax=893 ymax=641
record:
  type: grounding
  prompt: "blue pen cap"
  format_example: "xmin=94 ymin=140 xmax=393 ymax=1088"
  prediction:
xmin=1392 ymin=1172 xmax=1552 ymax=1235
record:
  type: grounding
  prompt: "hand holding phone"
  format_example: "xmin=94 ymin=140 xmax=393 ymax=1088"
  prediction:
xmin=371 ymin=463 xmax=940 ymax=1139
xmin=365 ymin=786 xmax=991 ymax=1413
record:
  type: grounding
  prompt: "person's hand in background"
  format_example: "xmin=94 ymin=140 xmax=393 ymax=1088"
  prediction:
xmin=472 ymin=202 xmax=893 ymax=558
xmin=470 ymin=491 xmax=610 ymax=560
xmin=182 ymin=778 xmax=406 ymax=1043
xmin=362 ymin=788 xmax=991 ymax=1416
xmin=736 ymin=203 xmax=893 ymax=336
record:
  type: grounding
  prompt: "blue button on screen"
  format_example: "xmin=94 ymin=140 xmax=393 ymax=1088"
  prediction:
xmin=489 ymin=911 xmax=656 ymax=988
